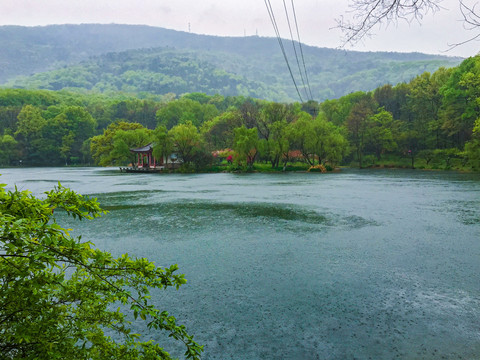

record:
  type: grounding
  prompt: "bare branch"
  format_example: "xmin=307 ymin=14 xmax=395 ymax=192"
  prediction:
xmin=445 ymin=0 xmax=480 ymax=51
xmin=337 ymin=0 xmax=443 ymax=45
xmin=460 ymin=0 xmax=480 ymax=28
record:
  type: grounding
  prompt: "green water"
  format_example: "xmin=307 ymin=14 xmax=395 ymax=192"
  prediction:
xmin=3 ymin=168 xmax=480 ymax=359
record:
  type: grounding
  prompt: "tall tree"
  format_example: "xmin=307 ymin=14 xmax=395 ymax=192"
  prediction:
xmin=110 ymin=128 xmax=154 ymax=165
xmin=310 ymin=115 xmax=349 ymax=166
xmin=14 ymin=105 xmax=47 ymax=165
xmin=440 ymin=56 xmax=480 ymax=147
xmin=168 ymin=121 xmax=202 ymax=165
xmin=0 ymin=134 xmax=18 ymax=165
xmin=90 ymin=122 xmax=145 ymax=166
xmin=233 ymin=126 xmax=259 ymax=169
xmin=346 ymin=95 xmax=377 ymax=167
xmin=152 ymin=125 xmax=174 ymax=167
xmin=365 ymin=109 xmax=397 ymax=161
xmin=465 ymin=117 xmax=480 ymax=169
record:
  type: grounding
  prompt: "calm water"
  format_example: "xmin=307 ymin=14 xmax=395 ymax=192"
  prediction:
xmin=2 ymin=167 xmax=480 ymax=359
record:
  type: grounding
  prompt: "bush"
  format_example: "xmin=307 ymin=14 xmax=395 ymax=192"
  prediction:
xmin=308 ymin=164 xmax=327 ymax=173
xmin=0 ymin=183 xmax=202 ymax=359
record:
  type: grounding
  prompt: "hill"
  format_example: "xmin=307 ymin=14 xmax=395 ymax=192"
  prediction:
xmin=0 ymin=24 xmax=462 ymax=102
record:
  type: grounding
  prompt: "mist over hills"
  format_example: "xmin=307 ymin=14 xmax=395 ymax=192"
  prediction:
xmin=0 ymin=24 xmax=462 ymax=102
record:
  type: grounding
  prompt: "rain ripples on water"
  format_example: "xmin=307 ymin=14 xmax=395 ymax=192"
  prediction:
xmin=2 ymin=167 xmax=480 ymax=359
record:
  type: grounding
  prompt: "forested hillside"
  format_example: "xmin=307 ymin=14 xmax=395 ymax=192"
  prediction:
xmin=1 ymin=24 xmax=462 ymax=102
xmin=1 ymin=55 xmax=479 ymax=171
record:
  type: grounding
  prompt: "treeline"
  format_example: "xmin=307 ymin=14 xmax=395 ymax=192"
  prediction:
xmin=6 ymin=49 xmax=285 ymax=102
xmin=1 ymin=56 xmax=480 ymax=171
xmin=3 ymin=29 xmax=461 ymax=103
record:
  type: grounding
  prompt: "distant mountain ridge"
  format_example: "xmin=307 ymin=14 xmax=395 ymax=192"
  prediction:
xmin=0 ymin=24 xmax=463 ymax=101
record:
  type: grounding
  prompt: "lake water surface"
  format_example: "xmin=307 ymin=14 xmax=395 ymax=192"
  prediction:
xmin=2 ymin=167 xmax=480 ymax=359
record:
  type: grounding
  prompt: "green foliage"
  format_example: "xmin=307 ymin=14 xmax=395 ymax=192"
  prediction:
xmin=152 ymin=126 xmax=174 ymax=166
xmin=201 ymin=111 xmax=242 ymax=150
xmin=0 ymin=182 xmax=202 ymax=359
xmin=2 ymin=25 xmax=461 ymax=102
xmin=346 ymin=95 xmax=377 ymax=168
xmin=365 ymin=109 xmax=397 ymax=160
xmin=233 ymin=126 xmax=259 ymax=169
xmin=111 ymin=128 xmax=154 ymax=165
xmin=0 ymin=134 xmax=18 ymax=165
xmin=90 ymin=122 xmax=147 ymax=166
xmin=156 ymin=98 xmax=218 ymax=129
xmin=1 ymin=54 xmax=480 ymax=171
xmin=465 ymin=118 xmax=480 ymax=169
xmin=168 ymin=121 xmax=202 ymax=164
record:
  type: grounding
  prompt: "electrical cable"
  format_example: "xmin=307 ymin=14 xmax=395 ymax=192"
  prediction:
xmin=282 ymin=0 xmax=310 ymax=101
xmin=264 ymin=0 xmax=304 ymax=103
xmin=290 ymin=0 xmax=314 ymax=101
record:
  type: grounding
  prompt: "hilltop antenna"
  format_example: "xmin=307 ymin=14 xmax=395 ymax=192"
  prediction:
xmin=188 ymin=23 xmax=191 ymax=32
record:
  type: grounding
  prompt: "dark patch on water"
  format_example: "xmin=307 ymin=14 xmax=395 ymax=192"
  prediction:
xmin=24 ymin=179 xmax=77 ymax=183
xmin=95 ymin=199 xmax=377 ymax=235
xmin=437 ymin=199 xmax=480 ymax=225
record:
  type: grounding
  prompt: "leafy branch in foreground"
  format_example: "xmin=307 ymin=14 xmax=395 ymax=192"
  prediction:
xmin=0 ymin=183 xmax=202 ymax=359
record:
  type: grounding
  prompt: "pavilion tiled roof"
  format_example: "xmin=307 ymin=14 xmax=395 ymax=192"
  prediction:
xmin=129 ymin=143 xmax=153 ymax=153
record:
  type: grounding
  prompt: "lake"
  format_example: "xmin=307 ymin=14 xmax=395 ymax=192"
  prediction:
xmin=2 ymin=167 xmax=480 ymax=359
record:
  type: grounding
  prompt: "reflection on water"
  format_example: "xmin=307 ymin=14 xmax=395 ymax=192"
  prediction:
xmin=2 ymin=167 xmax=480 ymax=359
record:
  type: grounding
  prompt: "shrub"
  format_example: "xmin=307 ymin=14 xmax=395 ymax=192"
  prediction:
xmin=0 ymin=183 xmax=202 ymax=359
xmin=308 ymin=164 xmax=327 ymax=173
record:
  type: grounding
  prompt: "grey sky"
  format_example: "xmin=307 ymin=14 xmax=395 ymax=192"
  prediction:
xmin=0 ymin=0 xmax=478 ymax=57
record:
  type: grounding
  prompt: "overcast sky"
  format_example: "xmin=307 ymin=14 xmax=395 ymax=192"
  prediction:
xmin=0 ymin=0 xmax=478 ymax=57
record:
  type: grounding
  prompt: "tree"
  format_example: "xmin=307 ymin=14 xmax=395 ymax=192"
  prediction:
xmin=233 ymin=126 xmax=259 ymax=169
xmin=90 ymin=122 xmax=145 ymax=166
xmin=238 ymin=98 xmax=261 ymax=129
xmin=156 ymin=99 xmax=218 ymax=129
xmin=110 ymin=128 xmax=154 ymax=166
xmin=346 ymin=95 xmax=377 ymax=167
xmin=465 ymin=117 xmax=480 ymax=169
xmin=263 ymin=120 xmax=291 ymax=169
xmin=440 ymin=56 xmax=480 ymax=147
xmin=168 ymin=121 xmax=202 ymax=165
xmin=14 ymin=105 xmax=47 ymax=164
xmin=0 ymin=134 xmax=18 ymax=166
xmin=290 ymin=112 xmax=316 ymax=166
xmin=201 ymin=111 xmax=242 ymax=150
xmin=152 ymin=125 xmax=174 ymax=168
xmin=0 ymin=183 xmax=202 ymax=359
xmin=365 ymin=109 xmax=397 ymax=161
xmin=310 ymin=115 xmax=349 ymax=166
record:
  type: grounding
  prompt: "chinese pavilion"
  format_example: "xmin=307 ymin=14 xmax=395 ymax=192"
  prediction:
xmin=129 ymin=143 xmax=163 ymax=170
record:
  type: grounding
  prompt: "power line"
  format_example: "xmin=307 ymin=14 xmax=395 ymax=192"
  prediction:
xmin=264 ymin=0 xmax=304 ymax=103
xmin=290 ymin=0 xmax=314 ymax=101
xmin=282 ymin=0 xmax=310 ymax=101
